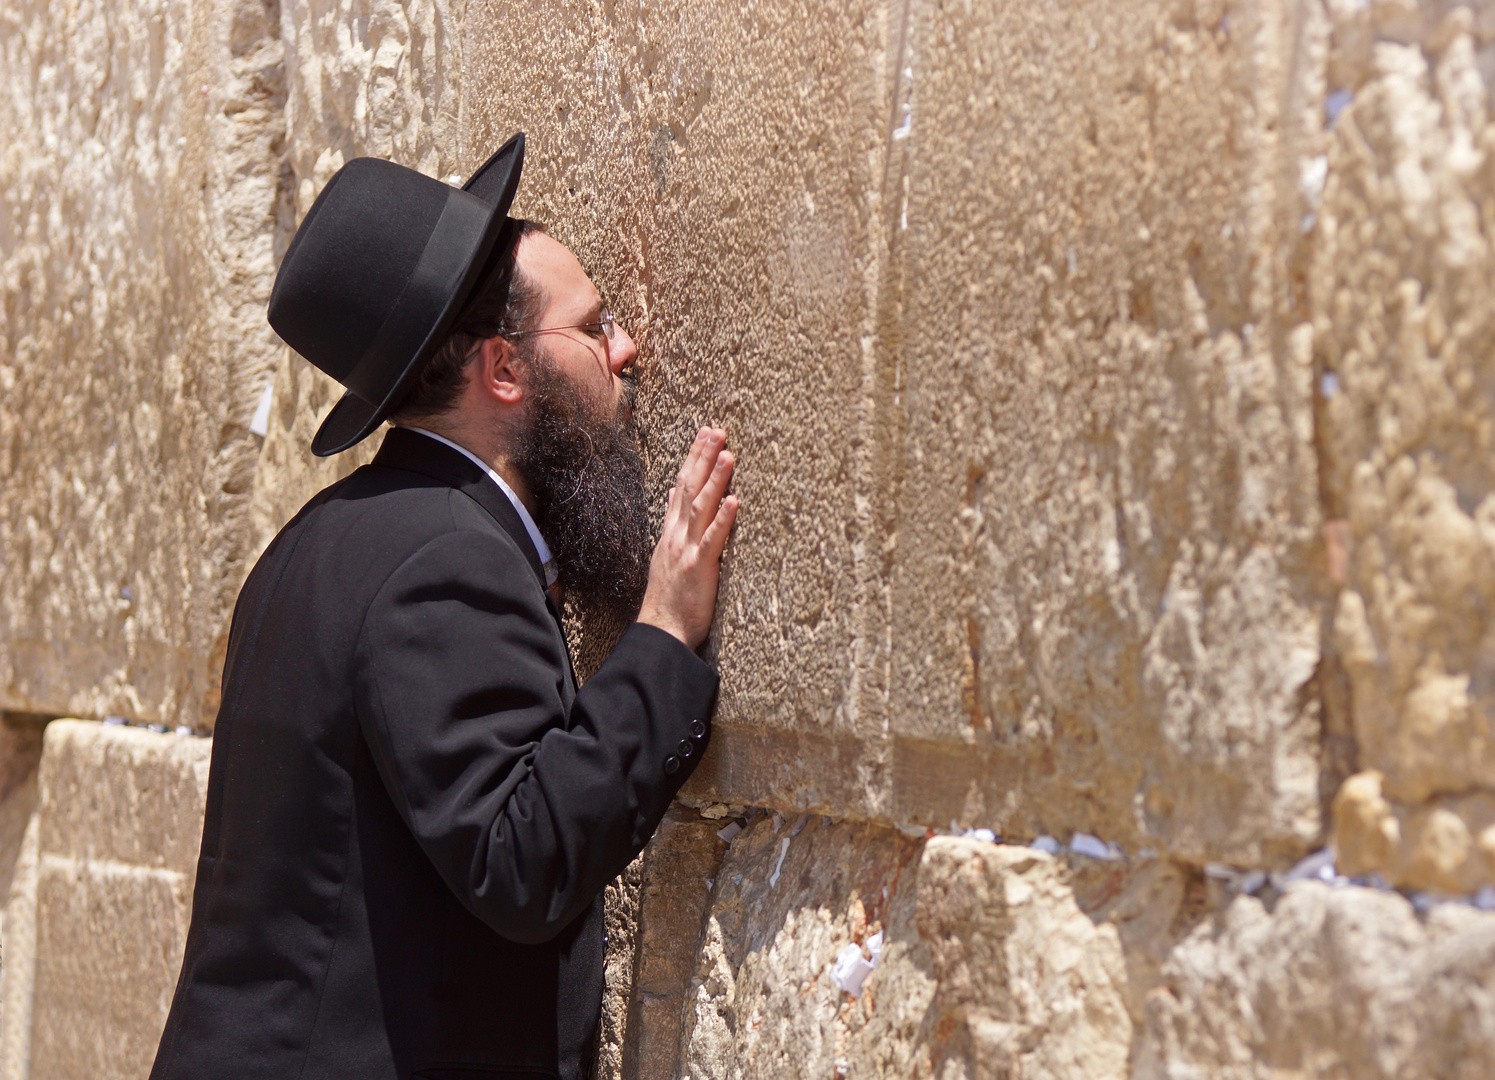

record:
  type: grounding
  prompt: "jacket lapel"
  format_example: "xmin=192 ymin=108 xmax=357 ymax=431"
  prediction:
xmin=371 ymin=426 xmax=548 ymax=590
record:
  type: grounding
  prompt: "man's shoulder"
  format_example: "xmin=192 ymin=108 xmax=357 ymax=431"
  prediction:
xmin=284 ymin=459 xmax=462 ymax=536
xmin=258 ymin=459 xmax=532 ymax=596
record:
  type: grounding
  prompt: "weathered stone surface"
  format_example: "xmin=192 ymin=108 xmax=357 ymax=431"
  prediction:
xmin=10 ymin=0 xmax=1495 ymax=1075
xmin=911 ymin=839 xmax=1133 ymax=1079
xmin=0 ymin=0 xmax=288 ymax=728
xmin=1066 ymin=855 xmax=1208 ymax=1028
xmin=620 ymin=805 xmax=725 ymax=1080
xmin=0 ymin=714 xmax=46 ymax=1080
xmin=0 ymin=815 xmax=40 ymax=1080
xmin=0 ymin=714 xmax=45 ymax=942
xmin=596 ymin=851 xmax=645 ymax=1080
xmin=1314 ymin=3 xmax=1495 ymax=885
xmin=29 ymin=861 xmax=194 ymax=1080
xmin=463 ymin=0 xmax=884 ymax=730
xmin=1137 ymin=880 xmax=1495 ymax=1079
xmin=655 ymin=821 xmax=1495 ymax=1078
xmin=0 ymin=720 xmax=210 ymax=1080
xmin=872 ymin=0 xmax=1329 ymax=865
xmin=673 ymin=823 xmax=1132 ymax=1080
xmin=1334 ymin=767 xmax=1495 ymax=893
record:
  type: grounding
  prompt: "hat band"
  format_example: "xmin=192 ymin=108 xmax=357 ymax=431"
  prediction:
xmin=341 ymin=189 xmax=490 ymax=405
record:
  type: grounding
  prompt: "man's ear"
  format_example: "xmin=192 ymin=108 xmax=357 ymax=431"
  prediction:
xmin=478 ymin=335 xmax=525 ymax=405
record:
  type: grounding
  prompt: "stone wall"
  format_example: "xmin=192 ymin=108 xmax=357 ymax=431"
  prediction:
xmin=0 ymin=0 xmax=289 ymax=728
xmin=1319 ymin=1 xmax=1495 ymax=897
xmin=3 ymin=0 xmax=1495 ymax=1077
xmin=261 ymin=0 xmax=1329 ymax=864
xmin=0 ymin=722 xmax=209 ymax=1080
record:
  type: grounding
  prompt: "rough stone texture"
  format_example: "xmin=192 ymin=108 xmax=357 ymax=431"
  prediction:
xmin=620 ymin=805 xmax=725 ymax=1080
xmin=0 ymin=815 xmax=40 ymax=1080
xmin=0 ymin=714 xmax=46 ymax=1080
xmin=1316 ymin=2 xmax=1495 ymax=888
xmin=1335 ymin=766 xmax=1495 ymax=893
xmin=596 ymin=851 xmax=645 ymax=1080
xmin=872 ymin=0 xmax=1331 ymax=865
xmin=648 ymin=821 xmax=1495 ymax=1080
xmin=1065 ymin=855 xmax=1209 ymax=1030
xmin=460 ymin=0 xmax=883 ymax=724
xmin=0 ymin=0 xmax=289 ymax=728
xmin=673 ymin=823 xmax=1132 ymax=1080
xmin=0 ymin=720 xmax=210 ymax=1080
xmin=1137 ymin=880 xmax=1495 ymax=1079
xmin=8 ymin=0 xmax=1495 ymax=1075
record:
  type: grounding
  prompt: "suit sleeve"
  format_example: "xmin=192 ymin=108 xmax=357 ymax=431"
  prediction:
xmin=352 ymin=527 xmax=718 ymax=944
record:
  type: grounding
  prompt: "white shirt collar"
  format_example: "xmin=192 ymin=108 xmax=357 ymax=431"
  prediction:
xmin=403 ymin=427 xmax=558 ymax=586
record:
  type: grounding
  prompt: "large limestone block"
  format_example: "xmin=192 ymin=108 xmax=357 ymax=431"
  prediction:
xmin=29 ymin=863 xmax=194 ymax=1080
xmin=1313 ymin=4 xmax=1495 ymax=884
xmin=0 ymin=720 xmax=211 ymax=1080
xmin=33 ymin=720 xmax=209 ymax=871
xmin=877 ymin=0 xmax=1327 ymax=863
xmin=0 ymin=0 xmax=288 ymax=727
xmin=619 ymin=806 xmax=725 ymax=1080
xmin=1137 ymin=880 xmax=1495 ymax=1078
xmin=911 ymin=839 xmax=1133 ymax=1079
xmin=674 ymin=823 xmax=1131 ymax=1079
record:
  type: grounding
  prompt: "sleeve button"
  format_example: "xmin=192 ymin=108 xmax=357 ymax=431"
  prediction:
xmin=690 ymin=720 xmax=706 ymax=739
xmin=677 ymin=739 xmax=694 ymax=758
xmin=663 ymin=755 xmax=680 ymax=775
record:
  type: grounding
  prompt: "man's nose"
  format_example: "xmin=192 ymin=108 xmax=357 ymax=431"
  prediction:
xmin=610 ymin=324 xmax=638 ymax=377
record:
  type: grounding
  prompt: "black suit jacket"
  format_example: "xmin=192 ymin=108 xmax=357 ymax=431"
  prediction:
xmin=150 ymin=427 xmax=717 ymax=1080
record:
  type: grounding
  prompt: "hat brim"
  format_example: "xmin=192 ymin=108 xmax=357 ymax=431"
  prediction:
xmin=311 ymin=133 xmax=527 ymax=456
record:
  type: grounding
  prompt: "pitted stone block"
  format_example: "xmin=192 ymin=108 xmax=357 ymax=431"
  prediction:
xmin=0 ymin=720 xmax=210 ymax=1080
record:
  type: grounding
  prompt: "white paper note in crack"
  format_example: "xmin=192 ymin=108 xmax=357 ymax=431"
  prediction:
xmin=249 ymin=383 xmax=274 ymax=437
xmin=830 ymin=943 xmax=874 ymax=996
xmin=768 ymin=837 xmax=790 ymax=887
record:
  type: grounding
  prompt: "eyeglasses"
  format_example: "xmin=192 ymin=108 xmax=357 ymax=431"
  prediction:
xmin=502 ymin=312 xmax=617 ymax=344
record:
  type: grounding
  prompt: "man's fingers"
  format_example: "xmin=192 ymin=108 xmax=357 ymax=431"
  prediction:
xmin=699 ymin=494 xmax=740 ymax=558
xmin=676 ymin=428 xmax=710 ymax=488
xmin=677 ymin=426 xmax=724 ymax=503
xmin=673 ymin=434 xmax=705 ymax=502
xmin=689 ymin=449 xmax=734 ymax=538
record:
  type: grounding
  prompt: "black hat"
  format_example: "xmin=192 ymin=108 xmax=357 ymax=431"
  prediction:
xmin=268 ymin=133 xmax=526 ymax=456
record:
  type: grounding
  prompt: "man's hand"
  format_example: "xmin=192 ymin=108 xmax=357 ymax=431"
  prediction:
xmin=637 ymin=426 xmax=739 ymax=649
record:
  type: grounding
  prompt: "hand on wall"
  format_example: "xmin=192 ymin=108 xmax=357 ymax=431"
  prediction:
xmin=638 ymin=426 xmax=738 ymax=650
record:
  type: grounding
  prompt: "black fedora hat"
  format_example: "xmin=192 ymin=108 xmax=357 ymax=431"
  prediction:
xmin=268 ymin=133 xmax=527 ymax=456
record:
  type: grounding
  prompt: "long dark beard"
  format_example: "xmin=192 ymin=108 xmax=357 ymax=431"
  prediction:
xmin=511 ymin=347 xmax=651 ymax=623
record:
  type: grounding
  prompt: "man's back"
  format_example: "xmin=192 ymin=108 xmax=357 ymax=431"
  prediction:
xmin=151 ymin=429 xmax=717 ymax=1080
